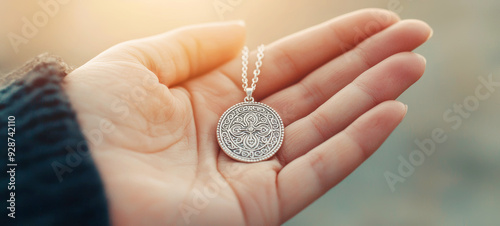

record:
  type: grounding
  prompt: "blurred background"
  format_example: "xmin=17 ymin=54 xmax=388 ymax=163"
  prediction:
xmin=1 ymin=0 xmax=499 ymax=225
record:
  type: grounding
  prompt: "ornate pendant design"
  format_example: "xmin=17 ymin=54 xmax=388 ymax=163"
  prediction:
xmin=217 ymin=101 xmax=284 ymax=162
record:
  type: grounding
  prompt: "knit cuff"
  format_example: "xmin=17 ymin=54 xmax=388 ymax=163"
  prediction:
xmin=0 ymin=54 xmax=109 ymax=225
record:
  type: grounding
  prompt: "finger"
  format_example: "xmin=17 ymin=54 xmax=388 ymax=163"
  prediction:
xmin=217 ymin=8 xmax=399 ymax=98
xmin=94 ymin=21 xmax=246 ymax=86
xmin=264 ymin=19 xmax=432 ymax=125
xmin=277 ymin=100 xmax=407 ymax=222
xmin=279 ymin=52 xmax=426 ymax=164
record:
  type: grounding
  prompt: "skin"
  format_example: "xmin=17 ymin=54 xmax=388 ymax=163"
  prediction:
xmin=63 ymin=8 xmax=432 ymax=226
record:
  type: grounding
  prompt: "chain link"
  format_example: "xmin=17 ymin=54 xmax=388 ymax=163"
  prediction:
xmin=241 ymin=45 xmax=265 ymax=101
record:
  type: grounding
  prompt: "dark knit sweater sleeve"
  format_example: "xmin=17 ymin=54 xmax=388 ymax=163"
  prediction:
xmin=0 ymin=55 xmax=109 ymax=225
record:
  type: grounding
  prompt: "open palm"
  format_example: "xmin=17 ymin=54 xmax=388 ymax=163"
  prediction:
xmin=64 ymin=9 xmax=431 ymax=225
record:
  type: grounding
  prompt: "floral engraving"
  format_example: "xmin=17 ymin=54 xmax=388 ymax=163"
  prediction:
xmin=217 ymin=102 xmax=284 ymax=162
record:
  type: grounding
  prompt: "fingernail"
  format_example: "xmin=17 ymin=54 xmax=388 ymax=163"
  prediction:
xmin=427 ymin=27 xmax=434 ymax=40
xmin=416 ymin=53 xmax=427 ymax=64
xmin=403 ymin=103 xmax=408 ymax=118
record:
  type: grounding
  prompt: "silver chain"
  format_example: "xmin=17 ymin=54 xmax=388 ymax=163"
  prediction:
xmin=242 ymin=44 xmax=265 ymax=102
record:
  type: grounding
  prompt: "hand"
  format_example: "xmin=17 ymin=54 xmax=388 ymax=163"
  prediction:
xmin=64 ymin=9 xmax=432 ymax=225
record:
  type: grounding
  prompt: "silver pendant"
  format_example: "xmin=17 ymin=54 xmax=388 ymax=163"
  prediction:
xmin=217 ymin=101 xmax=284 ymax=162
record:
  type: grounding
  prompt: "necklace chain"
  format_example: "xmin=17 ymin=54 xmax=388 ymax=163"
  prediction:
xmin=241 ymin=45 xmax=265 ymax=102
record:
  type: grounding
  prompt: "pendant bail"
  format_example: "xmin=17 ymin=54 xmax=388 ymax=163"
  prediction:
xmin=244 ymin=88 xmax=254 ymax=102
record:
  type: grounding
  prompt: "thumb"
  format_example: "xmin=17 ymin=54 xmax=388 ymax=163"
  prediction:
xmin=94 ymin=21 xmax=246 ymax=87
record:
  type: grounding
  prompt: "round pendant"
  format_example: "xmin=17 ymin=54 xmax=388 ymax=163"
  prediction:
xmin=217 ymin=101 xmax=284 ymax=162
